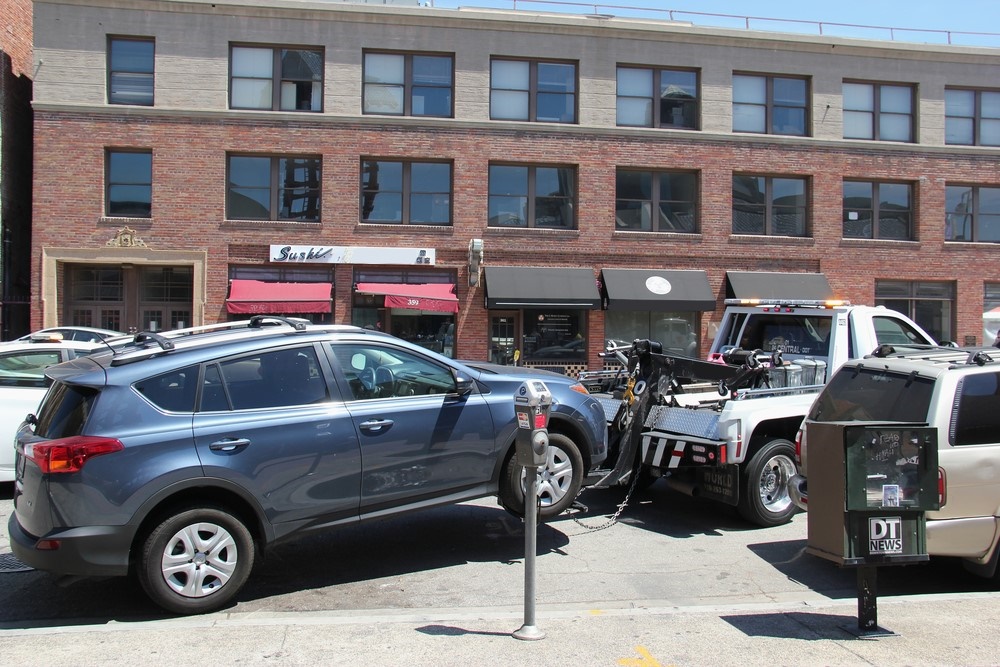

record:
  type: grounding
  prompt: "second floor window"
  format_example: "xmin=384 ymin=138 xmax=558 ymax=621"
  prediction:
xmin=230 ymin=45 xmax=323 ymax=112
xmin=488 ymin=165 xmax=575 ymax=229
xmin=363 ymin=52 xmax=453 ymax=117
xmin=733 ymin=175 xmax=807 ymax=237
xmin=732 ymin=74 xmax=808 ymax=136
xmin=106 ymin=149 xmax=152 ymax=217
xmin=843 ymin=181 xmax=913 ymax=240
xmin=946 ymin=185 xmax=1000 ymax=243
xmin=843 ymin=81 xmax=914 ymax=142
xmin=616 ymin=67 xmax=699 ymax=129
xmin=227 ymin=155 xmax=321 ymax=222
xmin=490 ymin=59 xmax=576 ymax=123
xmin=946 ymin=88 xmax=1000 ymax=146
xmin=361 ymin=160 xmax=452 ymax=225
xmin=108 ymin=37 xmax=154 ymax=106
xmin=615 ymin=169 xmax=698 ymax=233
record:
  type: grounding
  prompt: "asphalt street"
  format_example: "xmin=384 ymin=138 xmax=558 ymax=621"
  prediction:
xmin=2 ymin=482 xmax=1000 ymax=666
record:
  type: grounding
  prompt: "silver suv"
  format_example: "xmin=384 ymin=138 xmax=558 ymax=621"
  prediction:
xmin=9 ymin=317 xmax=607 ymax=614
xmin=789 ymin=345 xmax=1000 ymax=580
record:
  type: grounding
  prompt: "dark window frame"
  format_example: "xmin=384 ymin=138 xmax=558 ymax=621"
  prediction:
xmin=732 ymin=72 xmax=810 ymax=136
xmin=945 ymin=87 xmax=1000 ymax=146
xmin=107 ymin=36 xmax=155 ymax=106
xmin=488 ymin=163 xmax=577 ymax=229
xmin=362 ymin=50 xmax=455 ymax=118
xmin=615 ymin=168 xmax=699 ymax=233
xmin=843 ymin=80 xmax=916 ymax=142
xmin=226 ymin=154 xmax=323 ymax=222
xmin=732 ymin=174 xmax=809 ymax=237
xmin=360 ymin=159 xmax=453 ymax=226
xmin=843 ymin=180 xmax=914 ymax=240
xmin=946 ymin=184 xmax=1000 ymax=243
xmin=229 ymin=43 xmax=325 ymax=112
xmin=489 ymin=57 xmax=578 ymax=124
xmin=105 ymin=148 xmax=152 ymax=218
xmin=616 ymin=65 xmax=700 ymax=130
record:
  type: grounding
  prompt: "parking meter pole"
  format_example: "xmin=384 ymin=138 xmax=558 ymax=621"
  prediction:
xmin=511 ymin=380 xmax=551 ymax=642
xmin=513 ymin=464 xmax=544 ymax=641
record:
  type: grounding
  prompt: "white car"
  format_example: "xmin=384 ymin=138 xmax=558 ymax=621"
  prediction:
xmin=0 ymin=336 xmax=101 ymax=482
xmin=8 ymin=326 xmax=124 ymax=344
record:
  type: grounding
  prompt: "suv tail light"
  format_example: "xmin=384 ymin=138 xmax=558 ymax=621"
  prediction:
xmin=24 ymin=436 xmax=124 ymax=474
xmin=794 ymin=427 xmax=804 ymax=465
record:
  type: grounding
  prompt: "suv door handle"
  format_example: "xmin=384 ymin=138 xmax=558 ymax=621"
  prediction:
xmin=209 ymin=438 xmax=251 ymax=452
xmin=359 ymin=419 xmax=393 ymax=433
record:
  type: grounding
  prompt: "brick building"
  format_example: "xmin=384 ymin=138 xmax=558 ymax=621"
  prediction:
xmin=28 ymin=0 xmax=1000 ymax=372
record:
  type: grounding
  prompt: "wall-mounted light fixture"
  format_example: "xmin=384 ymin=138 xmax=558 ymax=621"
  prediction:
xmin=468 ymin=238 xmax=484 ymax=286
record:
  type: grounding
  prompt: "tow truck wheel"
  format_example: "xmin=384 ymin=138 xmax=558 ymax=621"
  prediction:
xmin=737 ymin=438 xmax=798 ymax=528
xmin=499 ymin=433 xmax=584 ymax=521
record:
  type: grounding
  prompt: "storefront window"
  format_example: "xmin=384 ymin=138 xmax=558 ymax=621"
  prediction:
xmin=605 ymin=311 xmax=699 ymax=357
xmin=984 ymin=283 xmax=1000 ymax=346
xmin=353 ymin=269 xmax=457 ymax=357
xmin=875 ymin=280 xmax=954 ymax=344
xmin=522 ymin=309 xmax=586 ymax=361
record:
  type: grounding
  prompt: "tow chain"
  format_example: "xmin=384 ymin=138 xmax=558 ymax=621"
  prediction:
xmin=567 ymin=465 xmax=641 ymax=532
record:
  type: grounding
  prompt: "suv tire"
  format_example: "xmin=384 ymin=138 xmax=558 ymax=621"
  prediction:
xmin=737 ymin=438 xmax=797 ymax=528
xmin=137 ymin=506 xmax=255 ymax=615
xmin=499 ymin=432 xmax=583 ymax=521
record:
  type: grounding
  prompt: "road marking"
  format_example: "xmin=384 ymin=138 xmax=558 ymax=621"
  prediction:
xmin=618 ymin=646 xmax=667 ymax=667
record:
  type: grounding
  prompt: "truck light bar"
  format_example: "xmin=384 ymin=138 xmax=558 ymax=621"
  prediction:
xmin=723 ymin=298 xmax=850 ymax=308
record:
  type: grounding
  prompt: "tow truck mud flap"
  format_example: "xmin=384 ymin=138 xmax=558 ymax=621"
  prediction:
xmin=694 ymin=466 xmax=739 ymax=505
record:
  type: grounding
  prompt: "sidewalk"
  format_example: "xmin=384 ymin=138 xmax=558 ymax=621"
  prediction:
xmin=2 ymin=591 xmax=999 ymax=666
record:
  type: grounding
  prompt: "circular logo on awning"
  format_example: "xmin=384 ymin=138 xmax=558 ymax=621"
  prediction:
xmin=645 ymin=276 xmax=672 ymax=295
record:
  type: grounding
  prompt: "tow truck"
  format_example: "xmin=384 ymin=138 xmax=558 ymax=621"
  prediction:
xmin=580 ymin=298 xmax=937 ymax=527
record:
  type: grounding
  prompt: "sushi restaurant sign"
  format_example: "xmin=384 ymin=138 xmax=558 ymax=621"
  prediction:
xmin=270 ymin=245 xmax=436 ymax=265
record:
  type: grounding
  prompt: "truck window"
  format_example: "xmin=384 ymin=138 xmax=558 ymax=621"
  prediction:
xmin=736 ymin=314 xmax=831 ymax=356
xmin=873 ymin=316 xmax=933 ymax=346
xmin=953 ymin=372 xmax=1000 ymax=446
xmin=808 ymin=366 xmax=933 ymax=423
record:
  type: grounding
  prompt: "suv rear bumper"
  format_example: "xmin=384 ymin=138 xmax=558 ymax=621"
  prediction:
xmin=8 ymin=515 xmax=133 ymax=577
xmin=788 ymin=473 xmax=808 ymax=512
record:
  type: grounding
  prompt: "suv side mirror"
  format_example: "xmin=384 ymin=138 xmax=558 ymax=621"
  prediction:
xmin=453 ymin=371 xmax=474 ymax=396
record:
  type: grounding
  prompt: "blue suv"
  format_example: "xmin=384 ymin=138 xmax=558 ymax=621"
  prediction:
xmin=9 ymin=317 xmax=607 ymax=614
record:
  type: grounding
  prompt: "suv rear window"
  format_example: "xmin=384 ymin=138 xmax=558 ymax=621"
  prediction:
xmin=808 ymin=366 xmax=934 ymax=423
xmin=34 ymin=382 xmax=99 ymax=439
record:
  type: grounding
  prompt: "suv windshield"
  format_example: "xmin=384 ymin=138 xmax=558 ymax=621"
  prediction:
xmin=809 ymin=366 xmax=934 ymax=423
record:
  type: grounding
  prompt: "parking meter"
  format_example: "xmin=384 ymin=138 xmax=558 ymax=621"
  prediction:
xmin=514 ymin=380 xmax=552 ymax=468
xmin=512 ymin=380 xmax=551 ymax=642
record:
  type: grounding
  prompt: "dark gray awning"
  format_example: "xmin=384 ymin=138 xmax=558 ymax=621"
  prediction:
xmin=601 ymin=269 xmax=715 ymax=311
xmin=725 ymin=271 xmax=833 ymax=302
xmin=484 ymin=266 xmax=601 ymax=309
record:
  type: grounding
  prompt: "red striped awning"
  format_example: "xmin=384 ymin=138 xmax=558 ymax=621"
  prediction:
xmin=226 ymin=279 xmax=332 ymax=314
xmin=355 ymin=283 xmax=459 ymax=314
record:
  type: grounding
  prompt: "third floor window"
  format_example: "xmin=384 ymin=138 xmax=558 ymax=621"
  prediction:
xmin=843 ymin=81 xmax=914 ymax=142
xmin=733 ymin=74 xmax=808 ymax=136
xmin=230 ymin=45 xmax=323 ymax=112
xmin=946 ymin=185 xmax=1000 ymax=243
xmin=616 ymin=67 xmax=699 ymax=129
xmin=108 ymin=37 xmax=154 ymax=106
xmin=363 ymin=52 xmax=453 ymax=117
xmin=945 ymin=88 xmax=1000 ymax=146
xmin=490 ymin=58 xmax=577 ymax=123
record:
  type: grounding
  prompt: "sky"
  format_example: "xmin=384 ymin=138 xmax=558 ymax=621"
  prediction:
xmin=425 ymin=0 xmax=1000 ymax=47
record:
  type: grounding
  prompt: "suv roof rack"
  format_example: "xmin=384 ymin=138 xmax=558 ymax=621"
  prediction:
xmin=869 ymin=344 xmax=997 ymax=367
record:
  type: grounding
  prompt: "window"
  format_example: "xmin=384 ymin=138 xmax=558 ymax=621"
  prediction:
xmin=522 ymin=309 xmax=586 ymax=361
xmin=360 ymin=160 xmax=451 ymax=225
xmin=203 ymin=347 xmax=328 ymax=410
xmin=108 ymin=37 xmax=154 ymax=106
xmin=732 ymin=175 xmax=807 ymax=237
xmin=843 ymin=181 xmax=913 ymax=240
xmin=615 ymin=169 xmax=697 ymax=232
xmin=985 ymin=283 xmax=1000 ymax=346
xmin=330 ymin=343 xmax=456 ymax=400
xmin=876 ymin=280 xmax=954 ymax=344
xmin=733 ymin=74 xmax=808 ymax=136
xmin=363 ymin=52 xmax=453 ymax=117
xmin=953 ymin=373 xmax=1000 ymax=446
xmin=106 ymin=150 xmax=152 ymax=217
xmin=227 ymin=155 xmax=321 ymax=221
xmin=490 ymin=58 xmax=576 ymax=123
xmin=946 ymin=185 xmax=1000 ymax=242
xmin=945 ymin=88 xmax=1000 ymax=146
xmin=616 ymin=67 xmax=699 ymax=129
xmin=488 ymin=164 xmax=576 ymax=228
xmin=606 ymin=312 xmax=699 ymax=357
xmin=843 ymin=82 xmax=914 ymax=142
xmin=230 ymin=45 xmax=323 ymax=111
